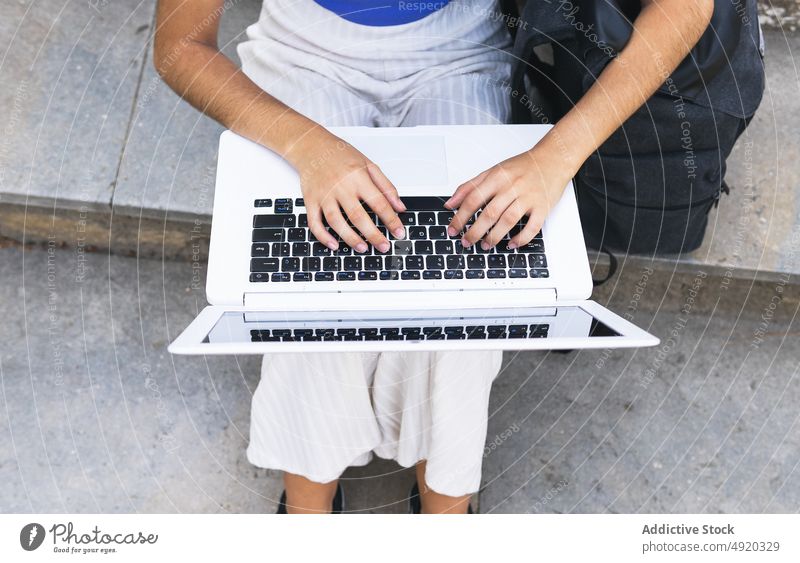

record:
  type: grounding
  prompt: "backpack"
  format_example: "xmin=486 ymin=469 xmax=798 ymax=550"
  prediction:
xmin=505 ymin=0 xmax=765 ymax=258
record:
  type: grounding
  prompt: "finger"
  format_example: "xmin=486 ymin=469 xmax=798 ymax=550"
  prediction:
xmin=463 ymin=191 xmax=515 ymax=247
xmin=307 ymin=204 xmax=339 ymax=250
xmin=446 ymin=169 xmax=490 ymax=209
xmin=344 ymin=201 xmax=390 ymax=253
xmin=366 ymin=162 xmax=406 ymax=212
xmin=360 ymin=185 xmax=406 ymax=240
xmin=449 ymin=173 xmax=500 ymax=236
xmin=508 ymin=212 xmax=545 ymax=250
xmin=323 ymin=204 xmax=368 ymax=253
xmin=485 ymin=203 xmax=525 ymax=248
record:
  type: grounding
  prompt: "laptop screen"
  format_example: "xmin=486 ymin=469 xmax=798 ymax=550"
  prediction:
xmin=202 ymin=306 xmax=622 ymax=344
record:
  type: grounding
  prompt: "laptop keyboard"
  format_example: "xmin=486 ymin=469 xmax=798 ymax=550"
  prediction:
xmin=249 ymin=196 xmax=549 ymax=283
xmin=250 ymin=323 xmax=550 ymax=342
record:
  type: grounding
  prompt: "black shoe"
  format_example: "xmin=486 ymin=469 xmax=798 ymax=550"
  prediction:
xmin=408 ymin=481 xmax=474 ymax=514
xmin=276 ymin=484 xmax=344 ymax=514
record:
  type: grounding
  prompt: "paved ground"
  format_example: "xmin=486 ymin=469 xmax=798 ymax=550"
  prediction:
xmin=1 ymin=244 xmax=798 ymax=513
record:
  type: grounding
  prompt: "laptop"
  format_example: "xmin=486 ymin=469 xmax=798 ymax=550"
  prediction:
xmin=169 ymin=124 xmax=659 ymax=354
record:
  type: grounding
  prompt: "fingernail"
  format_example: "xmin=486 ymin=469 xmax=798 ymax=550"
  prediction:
xmin=378 ymin=241 xmax=390 ymax=253
xmin=328 ymin=241 xmax=339 ymax=250
xmin=507 ymin=242 xmax=517 ymax=249
xmin=447 ymin=226 xmax=456 ymax=237
xmin=393 ymin=227 xmax=406 ymax=239
xmin=461 ymin=238 xmax=471 ymax=248
xmin=356 ymin=242 xmax=368 ymax=253
xmin=481 ymin=241 xmax=490 ymax=251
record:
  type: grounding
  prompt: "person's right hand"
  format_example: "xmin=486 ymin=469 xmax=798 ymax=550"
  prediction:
xmin=287 ymin=130 xmax=406 ymax=253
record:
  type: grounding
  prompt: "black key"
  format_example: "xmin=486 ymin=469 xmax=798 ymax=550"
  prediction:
xmin=414 ymin=241 xmax=433 ymax=255
xmin=466 ymin=270 xmax=485 ymax=279
xmin=364 ymin=256 xmax=383 ymax=270
xmin=316 ymin=328 xmax=335 ymax=339
xmin=293 ymin=272 xmax=312 ymax=282
xmin=530 ymin=269 xmax=550 ymax=278
xmin=401 ymin=197 xmax=448 ymax=211
xmin=385 ymin=257 xmax=404 ymax=270
xmin=358 ymin=271 xmax=377 ymax=280
xmin=409 ymin=226 xmax=427 ymax=240
xmin=315 ymin=272 xmax=334 ymax=281
xmin=302 ymin=257 xmax=321 ymax=271
xmin=281 ymin=257 xmax=300 ymax=272
xmin=254 ymin=198 xmax=272 ymax=207
xmin=292 ymin=242 xmax=310 ymax=256
xmin=288 ymin=228 xmax=306 ymax=241
xmin=272 ymin=329 xmax=292 ymax=338
xmin=274 ymin=198 xmax=293 ymax=213
xmin=401 ymin=327 xmax=422 ymax=340
xmin=271 ymin=272 xmax=291 ymax=282
xmin=422 ymin=326 xmax=444 ymax=339
xmin=401 ymin=271 xmax=421 ymax=280
xmin=467 ymin=255 xmax=485 ymax=269
xmin=437 ymin=211 xmax=454 ymax=225
xmin=423 ymin=270 xmax=442 ymax=280
xmin=405 ymin=256 xmax=424 ymax=270
xmin=253 ymin=215 xmax=295 ymax=228
xmin=435 ymin=241 xmax=453 ymax=254
xmin=518 ymin=240 xmax=545 ymax=252
xmin=444 ymin=326 xmax=465 ymax=337
xmin=444 ymin=269 xmax=464 ymax=279
xmin=426 ymin=255 xmax=444 ymax=269
xmin=249 ymin=272 xmax=269 ymax=282
xmin=337 ymin=271 xmax=356 ymax=281
xmin=475 ymin=242 xmax=493 ymax=254
xmin=446 ymin=255 xmax=465 ymax=269
xmin=488 ymin=254 xmax=506 ymax=269
xmin=251 ymin=258 xmax=280 ymax=272
xmin=508 ymin=254 xmax=527 ymax=269
xmin=487 ymin=269 xmax=506 ymax=278
xmin=495 ymin=240 xmax=515 ymax=253
xmin=455 ymin=240 xmax=473 ymax=254
xmin=251 ymin=243 xmax=269 ymax=257
xmin=271 ymin=242 xmax=290 ymax=257
xmin=466 ymin=326 xmax=487 ymax=339
xmin=373 ymin=241 xmax=391 ymax=255
xmin=418 ymin=212 xmax=436 ymax=225
xmin=428 ymin=226 xmax=447 ymax=239
xmin=528 ymin=254 xmax=548 ymax=268
xmin=323 ymin=257 xmax=341 ymax=271
xmin=509 ymin=269 xmax=528 ymax=278
xmin=508 ymin=324 xmax=528 ymax=338
xmin=298 ymin=214 xmax=309 ymax=228
xmin=294 ymin=329 xmax=314 ymax=338
xmin=399 ymin=212 xmax=416 ymax=226
xmin=358 ymin=328 xmax=379 ymax=337
xmin=394 ymin=240 xmax=413 ymax=255
xmin=380 ymin=327 xmax=401 ymax=337
xmin=487 ymin=325 xmax=507 ymax=339
xmin=380 ymin=270 xmax=400 ymax=280
xmin=294 ymin=198 xmax=304 ymax=206
xmin=313 ymin=243 xmax=331 ymax=256
xmin=335 ymin=244 xmax=352 ymax=256
xmin=336 ymin=328 xmax=357 ymax=337
xmin=252 ymin=228 xmax=285 ymax=242
xmin=344 ymin=257 xmax=362 ymax=271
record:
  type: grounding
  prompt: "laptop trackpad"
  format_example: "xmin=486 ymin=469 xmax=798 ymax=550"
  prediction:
xmin=347 ymin=135 xmax=448 ymax=187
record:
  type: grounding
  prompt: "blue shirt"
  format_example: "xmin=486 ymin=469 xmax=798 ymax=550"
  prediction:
xmin=313 ymin=0 xmax=450 ymax=26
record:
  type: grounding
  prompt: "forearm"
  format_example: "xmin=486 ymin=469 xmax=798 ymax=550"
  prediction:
xmin=154 ymin=32 xmax=328 ymax=166
xmin=536 ymin=0 xmax=714 ymax=171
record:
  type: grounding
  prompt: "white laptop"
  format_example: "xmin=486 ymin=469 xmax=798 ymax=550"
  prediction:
xmin=169 ymin=125 xmax=658 ymax=354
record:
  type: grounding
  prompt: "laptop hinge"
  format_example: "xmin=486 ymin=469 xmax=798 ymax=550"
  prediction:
xmin=243 ymin=288 xmax=558 ymax=312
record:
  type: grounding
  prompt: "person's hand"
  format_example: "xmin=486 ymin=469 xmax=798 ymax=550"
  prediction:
xmin=288 ymin=130 xmax=406 ymax=253
xmin=445 ymin=146 xmax=574 ymax=250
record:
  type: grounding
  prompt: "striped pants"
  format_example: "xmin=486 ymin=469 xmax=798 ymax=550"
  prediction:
xmin=238 ymin=0 xmax=513 ymax=496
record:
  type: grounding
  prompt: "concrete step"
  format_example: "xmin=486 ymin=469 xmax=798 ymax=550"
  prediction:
xmin=0 ymin=0 xmax=798 ymax=282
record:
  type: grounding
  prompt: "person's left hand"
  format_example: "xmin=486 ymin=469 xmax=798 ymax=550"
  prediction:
xmin=445 ymin=146 xmax=575 ymax=250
